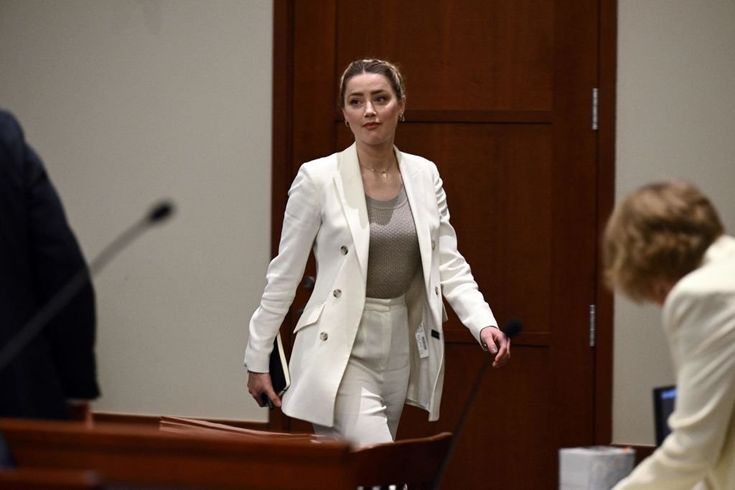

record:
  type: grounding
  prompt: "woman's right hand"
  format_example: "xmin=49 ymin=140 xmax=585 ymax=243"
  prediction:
xmin=246 ymin=371 xmax=282 ymax=408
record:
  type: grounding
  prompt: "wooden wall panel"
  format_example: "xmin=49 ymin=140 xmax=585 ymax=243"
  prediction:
xmin=548 ymin=0 xmax=599 ymax=451
xmin=335 ymin=0 xmax=554 ymax=111
xmin=397 ymin=124 xmax=553 ymax=334
xmin=292 ymin=0 xmax=338 ymax=166
xmin=398 ymin=345 xmax=554 ymax=489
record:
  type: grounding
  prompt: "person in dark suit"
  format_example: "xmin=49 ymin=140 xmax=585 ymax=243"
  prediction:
xmin=0 ymin=109 xmax=99 ymax=420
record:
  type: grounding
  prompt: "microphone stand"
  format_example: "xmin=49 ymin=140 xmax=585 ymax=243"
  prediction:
xmin=0 ymin=201 xmax=174 ymax=373
xmin=432 ymin=321 xmax=522 ymax=490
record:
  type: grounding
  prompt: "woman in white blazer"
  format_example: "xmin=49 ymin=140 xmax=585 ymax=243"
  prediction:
xmin=244 ymin=59 xmax=510 ymax=446
xmin=604 ymin=181 xmax=735 ymax=489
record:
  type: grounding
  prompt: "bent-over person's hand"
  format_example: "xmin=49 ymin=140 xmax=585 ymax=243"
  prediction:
xmin=480 ymin=326 xmax=511 ymax=368
xmin=247 ymin=371 xmax=282 ymax=408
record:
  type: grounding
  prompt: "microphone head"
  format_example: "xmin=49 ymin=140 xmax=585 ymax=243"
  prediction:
xmin=502 ymin=320 xmax=523 ymax=339
xmin=147 ymin=200 xmax=175 ymax=224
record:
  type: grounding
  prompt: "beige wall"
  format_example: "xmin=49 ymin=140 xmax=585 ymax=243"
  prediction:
xmin=615 ymin=0 xmax=735 ymax=444
xmin=0 ymin=0 xmax=273 ymax=422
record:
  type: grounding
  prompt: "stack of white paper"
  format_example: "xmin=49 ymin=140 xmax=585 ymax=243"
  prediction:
xmin=559 ymin=446 xmax=635 ymax=489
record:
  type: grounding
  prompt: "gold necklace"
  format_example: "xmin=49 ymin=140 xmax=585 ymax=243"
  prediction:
xmin=359 ymin=159 xmax=396 ymax=177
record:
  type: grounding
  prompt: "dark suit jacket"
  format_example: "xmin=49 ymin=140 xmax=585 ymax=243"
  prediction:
xmin=0 ymin=110 xmax=99 ymax=419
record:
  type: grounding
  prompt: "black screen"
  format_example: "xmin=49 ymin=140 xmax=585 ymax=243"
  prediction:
xmin=653 ymin=385 xmax=677 ymax=446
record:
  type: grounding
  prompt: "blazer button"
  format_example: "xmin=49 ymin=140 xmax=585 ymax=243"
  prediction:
xmin=340 ymin=245 xmax=348 ymax=255
xmin=434 ymin=286 xmax=440 ymax=295
xmin=319 ymin=332 xmax=328 ymax=341
xmin=333 ymin=289 xmax=342 ymax=298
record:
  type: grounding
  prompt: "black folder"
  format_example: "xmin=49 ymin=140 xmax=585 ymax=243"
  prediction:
xmin=260 ymin=333 xmax=290 ymax=408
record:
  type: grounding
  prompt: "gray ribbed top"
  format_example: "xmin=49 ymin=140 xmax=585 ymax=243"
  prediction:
xmin=365 ymin=186 xmax=421 ymax=299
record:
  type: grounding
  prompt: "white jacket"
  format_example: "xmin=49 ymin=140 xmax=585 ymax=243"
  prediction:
xmin=614 ymin=235 xmax=735 ymax=489
xmin=244 ymin=143 xmax=497 ymax=427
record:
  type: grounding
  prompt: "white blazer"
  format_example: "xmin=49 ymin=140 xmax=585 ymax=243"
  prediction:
xmin=614 ymin=235 xmax=735 ymax=490
xmin=244 ymin=143 xmax=497 ymax=427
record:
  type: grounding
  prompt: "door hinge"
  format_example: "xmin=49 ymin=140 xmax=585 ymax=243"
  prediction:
xmin=592 ymin=88 xmax=599 ymax=131
xmin=589 ymin=304 xmax=597 ymax=347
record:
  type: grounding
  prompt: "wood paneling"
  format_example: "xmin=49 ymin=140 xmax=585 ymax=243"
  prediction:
xmin=399 ymin=345 xmax=555 ymax=488
xmin=595 ymin=0 xmax=618 ymax=445
xmin=397 ymin=124 xmax=553 ymax=332
xmin=336 ymin=0 xmax=554 ymax=111
xmin=273 ymin=0 xmax=617 ymax=487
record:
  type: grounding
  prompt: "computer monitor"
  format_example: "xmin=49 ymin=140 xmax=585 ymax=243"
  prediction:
xmin=653 ymin=385 xmax=677 ymax=446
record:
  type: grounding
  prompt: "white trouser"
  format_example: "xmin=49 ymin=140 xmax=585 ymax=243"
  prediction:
xmin=313 ymin=295 xmax=410 ymax=448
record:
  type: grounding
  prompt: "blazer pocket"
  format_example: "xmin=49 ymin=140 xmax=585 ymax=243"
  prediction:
xmin=293 ymin=302 xmax=326 ymax=333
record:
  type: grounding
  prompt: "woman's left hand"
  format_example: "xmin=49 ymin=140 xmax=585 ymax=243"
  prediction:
xmin=480 ymin=327 xmax=511 ymax=368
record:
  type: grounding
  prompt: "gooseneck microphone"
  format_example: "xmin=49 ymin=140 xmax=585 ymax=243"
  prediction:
xmin=433 ymin=320 xmax=523 ymax=490
xmin=0 ymin=200 xmax=175 ymax=372
xmin=500 ymin=319 xmax=523 ymax=340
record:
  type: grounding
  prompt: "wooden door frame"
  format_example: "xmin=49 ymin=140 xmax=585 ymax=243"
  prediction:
xmin=594 ymin=0 xmax=617 ymax=445
xmin=268 ymin=0 xmax=617 ymax=443
xmin=267 ymin=0 xmax=293 ymax=433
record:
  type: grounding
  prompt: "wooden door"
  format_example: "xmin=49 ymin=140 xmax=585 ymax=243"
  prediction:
xmin=270 ymin=1 xmax=616 ymax=488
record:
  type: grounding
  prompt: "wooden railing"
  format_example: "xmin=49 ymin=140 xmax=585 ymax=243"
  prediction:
xmin=0 ymin=418 xmax=451 ymax=489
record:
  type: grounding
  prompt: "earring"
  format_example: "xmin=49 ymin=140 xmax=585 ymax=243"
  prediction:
xmin=399 ymin=113 xmax=405 ymax=122
xmin=344 ymin=120 xmax=349 ymax=127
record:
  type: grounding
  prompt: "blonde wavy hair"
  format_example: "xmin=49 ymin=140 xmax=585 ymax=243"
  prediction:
xmin=603 ymin=180 xmax=724 ymax=302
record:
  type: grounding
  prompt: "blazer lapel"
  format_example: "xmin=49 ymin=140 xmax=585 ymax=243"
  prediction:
xmin=334 ymin=143 xmax=370 ymax=281
xmin=398 ymin=149 xmax=433 ymax=293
